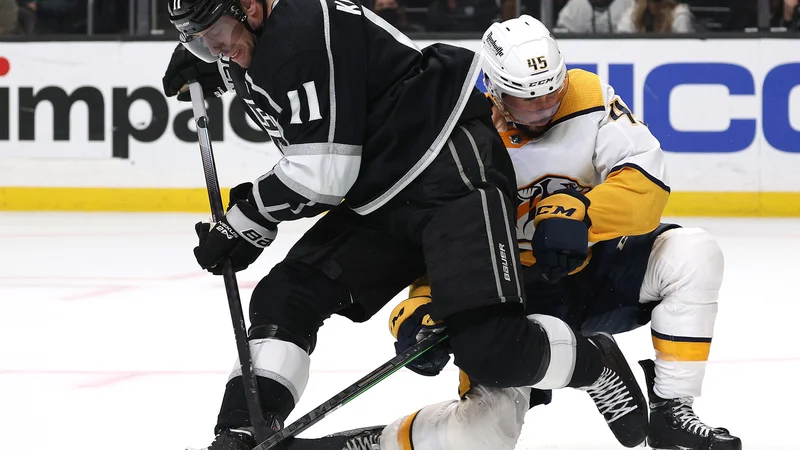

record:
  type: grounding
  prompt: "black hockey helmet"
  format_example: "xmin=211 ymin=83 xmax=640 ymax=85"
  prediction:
xmin=168 ymin=0 xmax=249 ymax=62
xmin=168 ymin=0 xmax=246 ymax=36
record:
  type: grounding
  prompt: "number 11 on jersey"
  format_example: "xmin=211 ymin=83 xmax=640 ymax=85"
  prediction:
xmin=287 ymin=81 xmax=322 ymax=124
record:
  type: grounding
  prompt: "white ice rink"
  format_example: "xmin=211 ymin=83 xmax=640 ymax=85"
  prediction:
xmin=1 ymin=212 xmax=797 ymax=449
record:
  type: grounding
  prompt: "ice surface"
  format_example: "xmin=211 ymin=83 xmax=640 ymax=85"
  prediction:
xmin=1 ymin=213 xmax=796 ymax=449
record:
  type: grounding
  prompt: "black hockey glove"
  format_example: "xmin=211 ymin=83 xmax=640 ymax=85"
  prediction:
xmin=389 ymin=296 xmax=450 ymax=377
xmin=194 ymin=183 xmax=277 ymax=275
xmin=162 ymin=44 xmax=233 ymax=102
xmin=531 ymin=189 xmax=591 ymax=283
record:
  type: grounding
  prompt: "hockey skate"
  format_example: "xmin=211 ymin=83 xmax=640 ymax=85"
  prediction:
xmin=188 ymin=414 xmax=282 ymax=450
xmin=189 ymin=428 xmax=255 ymax=450
xmin=318 ymin=426 xmax=383 ymax=450
xmin=638 ymin=359 xmax=741 ymax=450
xmin=273 ymin=425 xmax=384 ymax=450
xmin=579 ymin=333 xmax=649 ymax=448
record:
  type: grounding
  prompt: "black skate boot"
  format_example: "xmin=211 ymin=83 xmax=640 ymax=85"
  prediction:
xmin=189 ymin=414 xmax=283 ymax=450
xmin=639 ymin=359 xmax=742 ymax=450
xmin=193 ymin=429 xmax=255 ymax=450
xmin=579 ymin=333 xmax=649 ymax=448
xmin=283 ymin=426 xmax=385 ymax=450
xmin=324 ymin=426 xmax=384 ymax=450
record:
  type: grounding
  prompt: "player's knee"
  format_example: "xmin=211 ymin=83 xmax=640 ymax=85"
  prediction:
xmin=448 ymin=304 xmax=546 ymax=388
xmin=654 ymin=228 xmax=724 ymax=303
xmin=249 ymin=260 xmax=350 ymax=353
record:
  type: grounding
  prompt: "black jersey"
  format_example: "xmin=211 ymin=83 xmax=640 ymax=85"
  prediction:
xmin=227 ymin=0 xmax=485 ymax=224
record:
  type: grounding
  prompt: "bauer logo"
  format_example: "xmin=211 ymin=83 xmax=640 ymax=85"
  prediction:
xmin=498 ymin=243 xmax=512 ymax=282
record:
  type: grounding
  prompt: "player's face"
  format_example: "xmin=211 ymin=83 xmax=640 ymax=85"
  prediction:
xmin=182 ymin=14 xmax=256 ymax=67
xmin=500 ymin=83 xmax=567 ymax=131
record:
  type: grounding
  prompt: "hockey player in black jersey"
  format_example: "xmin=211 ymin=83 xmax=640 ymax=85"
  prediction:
xmin=280 ymin=16 xmax=742 ymax=450
xmin=162 ymin=1 xmax=650 ymax=449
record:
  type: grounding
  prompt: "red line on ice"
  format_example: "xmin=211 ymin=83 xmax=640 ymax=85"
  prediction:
xmin=76 ymin=372 xmax=146 ymax=388
xmin=0 ymin=272 xmax=203 ymax=282
xmin=59 ymin=285 xmax=138 ymax=301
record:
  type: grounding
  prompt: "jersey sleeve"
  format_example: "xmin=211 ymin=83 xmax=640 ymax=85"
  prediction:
xmin=246 ymin=46 xmax=367 ymax=223
xmin=586 ymin=82 xmax=670 ymax=242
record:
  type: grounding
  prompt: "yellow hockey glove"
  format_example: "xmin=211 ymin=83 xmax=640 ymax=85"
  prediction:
xmin=388 ymin=280 xmax=450 ymax=377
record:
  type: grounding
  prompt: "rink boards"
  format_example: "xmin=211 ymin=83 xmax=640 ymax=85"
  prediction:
xmin=0 ymin=38 xmax=798 ymax=216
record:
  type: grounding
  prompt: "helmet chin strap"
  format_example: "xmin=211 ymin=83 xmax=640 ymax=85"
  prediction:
xmin=238 ymin=0 xmax=270 ymax=34
xmin=488 ymin=94 xmax=515 ymax=123
xmin=588 ymin=0 xmax=612 ymax=11
xmin=242 ymin=19 xmax=259 ymax=34
xmin=513 ymin=121 xmax=549 ymax=138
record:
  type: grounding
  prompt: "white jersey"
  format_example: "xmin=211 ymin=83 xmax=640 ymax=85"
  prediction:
xmin=379 ymin=74 xmax=719 ymax=450
xmin=493 ymin=69 xmax=670 ymax=265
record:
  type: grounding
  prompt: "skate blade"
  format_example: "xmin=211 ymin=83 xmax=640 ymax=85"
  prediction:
xmin=648 ymin=443 xmax=693 ymax=450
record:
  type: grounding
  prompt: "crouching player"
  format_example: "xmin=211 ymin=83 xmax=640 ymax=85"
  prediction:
xmin=274 ymin=15 xmax=740 ymax=450
xmin=378 ymin=15 xmax=740 ymax=450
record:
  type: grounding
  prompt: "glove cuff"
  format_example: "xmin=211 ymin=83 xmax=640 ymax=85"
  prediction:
xmin=226 ymin=202 xmax=277 ymax=248
xmin=552 ymin=188 xmax=590 ymax=207
xmin=228 ymin=182 xmax=255 ymax=208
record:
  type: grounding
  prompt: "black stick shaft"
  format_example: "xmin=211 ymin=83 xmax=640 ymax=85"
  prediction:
xmin=189 ymin=82 xmax=271 ymax=442
xmin=253 ymin=332 xmax=448 ymax=450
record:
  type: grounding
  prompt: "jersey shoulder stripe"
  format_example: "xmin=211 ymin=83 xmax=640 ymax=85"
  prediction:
xmin=549 ymin=69 xmax=605 ymax=127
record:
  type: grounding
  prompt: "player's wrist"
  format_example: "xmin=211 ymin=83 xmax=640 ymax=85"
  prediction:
xmin=225 ymin=202 xmax=277 ymax=248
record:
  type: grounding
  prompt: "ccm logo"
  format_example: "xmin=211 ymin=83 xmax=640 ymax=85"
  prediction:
xmin=529 ymin=77 xmax=554 ymax=87
xmin=536 ymin=205 xmax=576 ymax=216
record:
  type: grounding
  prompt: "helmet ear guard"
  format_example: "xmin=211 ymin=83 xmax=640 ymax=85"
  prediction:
xmin=483 ymin=75 xmax=515 ymax=123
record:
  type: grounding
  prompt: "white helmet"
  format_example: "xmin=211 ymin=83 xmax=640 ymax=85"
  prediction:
xmin=481 ymin=15 xmax=569 ymax=127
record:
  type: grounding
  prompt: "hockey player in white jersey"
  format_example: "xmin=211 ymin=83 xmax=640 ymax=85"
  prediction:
xmin=375 ymin=15 xmax=740 ymax=450
xmin=278 ymin=14 xmax=741 ymax=450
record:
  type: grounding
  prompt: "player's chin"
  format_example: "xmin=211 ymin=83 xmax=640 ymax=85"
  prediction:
xmin=231 ymin=48 xmax=252 ymax=68
xmin=519 ymin=122 xmax=549 ymax=135
xmin=233 ymin=38 xmax=256 ymax=67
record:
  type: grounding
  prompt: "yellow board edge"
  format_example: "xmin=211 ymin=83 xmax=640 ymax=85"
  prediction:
xmin=663 ymin=192 xmax=800 ymax=217
xmin=0 ymin=187 xmax=231 ymax=213
xmin=1 ymin=187 xmax=800 ymax=216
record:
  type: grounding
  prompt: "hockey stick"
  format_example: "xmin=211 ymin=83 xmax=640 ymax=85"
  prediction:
xmin=252 ymin=331 xmax=448 ymax=450
xmin=189 ymin=82 xmax=272 ymax=442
